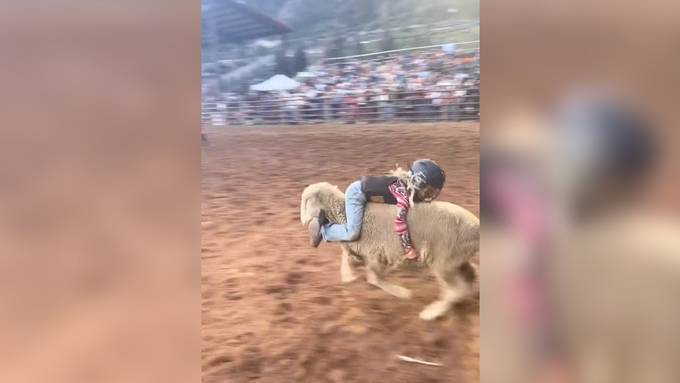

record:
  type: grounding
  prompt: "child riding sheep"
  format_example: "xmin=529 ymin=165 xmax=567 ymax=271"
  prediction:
xmin=308 ymin=159 xmax=446 ymax=259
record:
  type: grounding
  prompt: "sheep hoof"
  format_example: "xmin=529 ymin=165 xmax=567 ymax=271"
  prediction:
xmin=419 ymin=301 xmax=450 ymax=320
xmin=341 ymin=273 xmax=359 ymax=283
xmin=392 ymin=286 xmax=412 ymax=299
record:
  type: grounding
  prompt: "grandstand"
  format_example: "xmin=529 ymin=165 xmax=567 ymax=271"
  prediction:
xmin=202 ymin=0 xmax=292 ymax=106
xmin=201 ymin=1 xmax=479 ymax=126
xmin=202 ymin=0 xmax=291 ymax=62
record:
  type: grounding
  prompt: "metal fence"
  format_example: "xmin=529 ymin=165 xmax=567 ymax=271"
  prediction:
xmin=202 ymin=43 xmax=479 ymax=126
xmin=202 ymin=91 xmax=479 ymax=126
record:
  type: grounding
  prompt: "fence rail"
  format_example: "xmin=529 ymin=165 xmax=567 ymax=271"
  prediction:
xmin=202 ymin=94 xmax=479 ymax=126
xmin=324 ymin=40 xmax=479 ymax=61
xmin=202 ymin=42 xmax=479 ymax=126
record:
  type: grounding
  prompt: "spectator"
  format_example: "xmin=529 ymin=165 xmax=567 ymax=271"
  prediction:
xmin=202 ymin=48 xmax=480 ymax=125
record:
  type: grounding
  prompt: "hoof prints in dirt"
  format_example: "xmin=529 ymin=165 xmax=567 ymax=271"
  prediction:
xmin=286 ymin=271 xmax=304 ymax=285
xmin=224 ymin=291 xmax=243 ymax=301
xmin=202 ymin=123 xmax=480 ymax=383
xmin=207 ymin=354 xmax=233 ymax=368
xmin=264 ymin=271 xmax=306 ymax=298
xmin=220 ymin=277 xmax=242 ymax=301
xmin=234 ymin=346 xmax=263 ymax=379
xmin=312 ymin=296 xmax=332 ymax=306
xmin=275 ymin=302 xmax=293 ymax=315
xmin=265 ymin=285 xmax=296 ymax=299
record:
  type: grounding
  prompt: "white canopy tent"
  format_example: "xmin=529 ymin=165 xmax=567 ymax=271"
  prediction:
xmin=250 ymin=74 xmax=301 ymax=91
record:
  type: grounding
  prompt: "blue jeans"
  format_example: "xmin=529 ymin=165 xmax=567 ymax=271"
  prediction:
xmin=321 ymin=181 xmax=366 ymax=242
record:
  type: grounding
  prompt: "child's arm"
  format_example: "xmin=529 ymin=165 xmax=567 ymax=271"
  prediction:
xmin=388 ymin=181 xmax=417 ymax=258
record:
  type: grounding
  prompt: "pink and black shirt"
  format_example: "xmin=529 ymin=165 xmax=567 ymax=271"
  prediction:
xmin=360 ymin=176 xmax=416 ymax=254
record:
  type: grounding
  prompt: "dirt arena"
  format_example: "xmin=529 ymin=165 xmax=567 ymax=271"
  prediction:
xmin=201 ymin=122 xmax=479 ymax=383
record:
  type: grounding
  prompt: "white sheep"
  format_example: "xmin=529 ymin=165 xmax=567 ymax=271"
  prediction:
xmin=300 ymin=182 xmax=480 ymax=320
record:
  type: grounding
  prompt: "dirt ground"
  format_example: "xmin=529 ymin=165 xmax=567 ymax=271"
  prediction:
xmin=201 ymin=122 xmax=479 ymax=383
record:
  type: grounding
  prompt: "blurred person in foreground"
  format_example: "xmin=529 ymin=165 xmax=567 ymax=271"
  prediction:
xmin=483 ymin=92 xmax=680 ymax=383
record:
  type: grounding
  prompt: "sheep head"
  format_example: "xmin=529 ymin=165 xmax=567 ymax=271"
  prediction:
xmin=300 ymin=182 xmax=347 ymax=227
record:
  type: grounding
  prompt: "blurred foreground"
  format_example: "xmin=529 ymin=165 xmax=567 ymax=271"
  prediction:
xmin=482 ymin=1 xmax=680 ymax=382
xmin=0 ymin=2 xmax=200 ymax=383
xmin=482 ymin=95 xmax=680 ymax=383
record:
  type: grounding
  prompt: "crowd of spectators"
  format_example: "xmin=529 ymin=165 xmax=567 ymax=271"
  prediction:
xmin=202 ymin=48 xmax=479 ymax=125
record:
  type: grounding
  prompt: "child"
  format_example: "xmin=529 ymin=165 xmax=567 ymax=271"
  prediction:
xmin=308 ymin=159 xmax=446 ymax=259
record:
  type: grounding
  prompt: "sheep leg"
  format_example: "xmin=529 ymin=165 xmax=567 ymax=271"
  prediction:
xmin=365 ymin=263 xmax=412 ymax=299
xmin=459 ymin=261 xmax=479 ymax=295
xmin=419 ymin=263 xmax=474 ymax=320
xmin=340 ymin=247 xmax=359 ymax=283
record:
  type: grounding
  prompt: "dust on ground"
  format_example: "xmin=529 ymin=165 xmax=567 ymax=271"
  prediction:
xmin=202 ymin=122 xmax=479 ymax=383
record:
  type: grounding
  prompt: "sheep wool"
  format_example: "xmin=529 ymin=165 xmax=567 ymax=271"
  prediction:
xmin=301 ymin=182 xmax=479 ymax=320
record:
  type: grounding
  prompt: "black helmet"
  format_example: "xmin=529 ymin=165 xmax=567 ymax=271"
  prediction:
xmin=410 ymin=159 xmax=446 ymax=190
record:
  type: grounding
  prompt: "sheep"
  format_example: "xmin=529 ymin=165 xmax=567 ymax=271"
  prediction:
xmin=300 ymin=182 xmax=480 ymax=320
